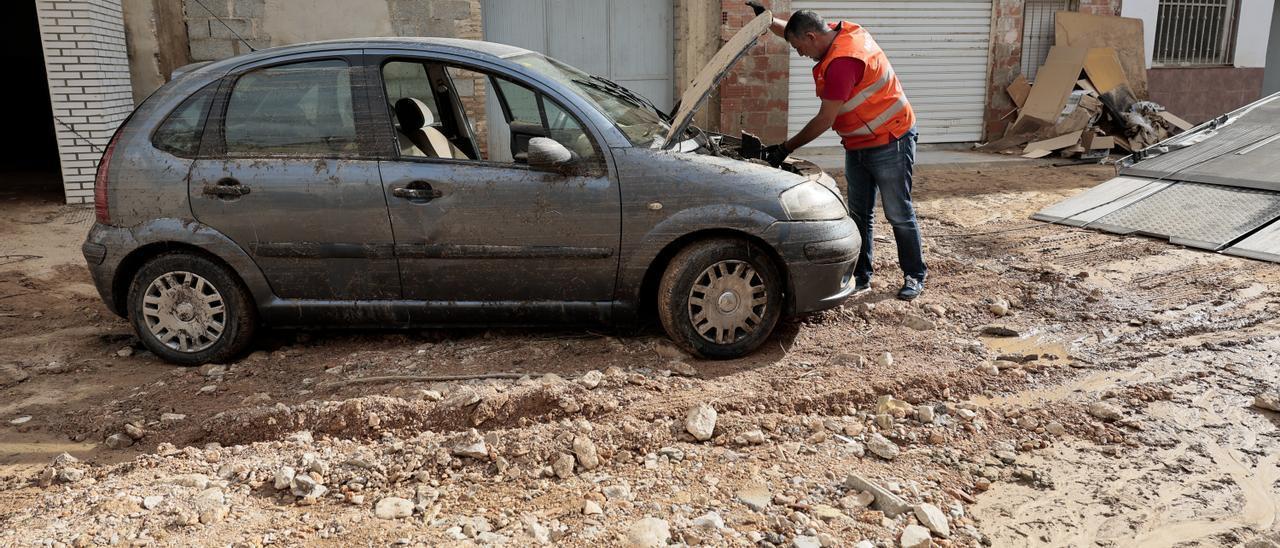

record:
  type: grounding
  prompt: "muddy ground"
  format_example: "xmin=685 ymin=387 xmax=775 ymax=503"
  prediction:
xmin=1 ymin=162 xmax=1278 ymax=547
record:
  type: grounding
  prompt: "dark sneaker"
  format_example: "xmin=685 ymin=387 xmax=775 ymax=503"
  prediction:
xmin=897 ymin=277 xmax=925 ymax=301
xmin=852 ymin=278 xmax=872 ymax=296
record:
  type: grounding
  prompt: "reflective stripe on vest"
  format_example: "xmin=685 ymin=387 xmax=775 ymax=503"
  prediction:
xmin=837 ymin=69 xmax=894 ymax=116
xmin=838 ymin=96 xmax=910 ymax=137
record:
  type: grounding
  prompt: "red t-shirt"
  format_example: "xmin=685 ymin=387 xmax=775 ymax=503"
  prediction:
xmin=820 ymin=57 xmax=865 ymax=102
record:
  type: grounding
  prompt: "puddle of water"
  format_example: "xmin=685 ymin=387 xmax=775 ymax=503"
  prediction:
xmin=0 ymin=431 xmax=98 ymax=478
xmin=980 ymin=333 xmax=1073 ymax=364
xmin=970 ymin=368 xmax=1145 ymax=408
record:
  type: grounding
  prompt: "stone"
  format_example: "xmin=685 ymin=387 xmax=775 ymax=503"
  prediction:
xmin=1253 ymin=392 xmax=1280 ymax=412
xmin=579 ymin=370 xmax=604 ymax=389
xmin=104 ymin=433 xmax=134 ymax=449
xmin=198 ymin=385 xmax=217 ymax=394
xmin=876 ymin=413 xmax=895 ymax=430
xmin=878 ymin=352 xmax=894 ymax=367
xmin=736 ymin=485 xmax=771 ymax=511
xmin=552 ymin=453 xmax=576 ymax=479
xmin=273 ymin=466 xmax=296 ymax=490
xmin=989 ymin=300 xmax=1010 ymax=317
xmin=855 ymin=541 xmax=876 ymax=548
xmin=978 ymin=362 xmax=1000 ymax=375
xmin=451 ymin=429 xmax=488 ymax=459
xmin=668 ymin=361 xmax=697 ymax=376
xmin=198 ymin=364 xmax=227 ymax=377
xmin=443 ymin=387 xmax=481 ymax=408
xmin=9 ymin=416 xmax=31 ymax=425
xmin=1088 ymin=401 xmax=1124 ymax=421
xmin=0 ymin=364 xmax=30 ymax=387
xmin=171 ymin=474 xmax=210 ymax=489
xmin=914 ymin=503 xmax=951 ymax=537
xmin=845 ymin=473 xmax=910 ymax=517
xmin=924 ymin=304 xmax=946 ymax=316
xmin=290 ymin=473 xmax=328 ymax=499
xmin=916 ymin=405 xmax=935 ymax=424
xmin=684 ymin=403 xmax=718 ymax=441
xmin=980 ymin=325 xmax=1020 ymax=337
xmin=904 ymin=315 xmax=935 ymax=331
xmin=193 ymin=488 xmax=228 ymax=524
xmin=624 ymin=517 xmax=670 ymax=548
xmin=375 ymin=497 xmax=414 ymax=520
xmin=900 ymin=524 xmax=933 ymax=548
xmin=794 ymin=535 xmax=822 ymax=548
xmin=812 ymin=504 xmax=844 ymax=521
xmin=572 ymin=436 xmax=600 ymax=470
xmin=740 ymin=429 xmax=767 ymax=445
xmin=160 ymin=413 xmax=187 ymax=425
xmin=583 ymin=500 xmax=603 ymax=515
xmin=143 ymin=495 xmax=163 ymax=510
xmin=691 ymin=511 xmax=724 ymax=530
xmin=866 ymin=433 xmax=900 ymax=460
xmin=57 ymin=468 xmax=85 ymax=483
xmin=522 ymin=514 xmax=551 ymax=544
xmin=124 ymin=422 xmax=145 ymax=440
xmin=603 ymin=483 xmax=632 ymax=501
xmin=1046 ymin=421 xmax=1066 ymax=436
xmin=421 ymin=390 xmax=443 ymax=401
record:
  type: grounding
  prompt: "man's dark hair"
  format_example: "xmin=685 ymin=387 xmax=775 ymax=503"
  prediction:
xmin=783 ymin=9 xmax=828 ymax=39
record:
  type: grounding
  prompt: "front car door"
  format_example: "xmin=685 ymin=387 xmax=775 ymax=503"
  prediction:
xmin=188 ymin=51 xmax=400 ymax=301
xmin=368 ymin=50 xmax=620 ymax=321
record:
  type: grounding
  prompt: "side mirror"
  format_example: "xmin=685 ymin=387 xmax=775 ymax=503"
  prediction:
xmin=526 ymin=137 xmax=574 ymax=171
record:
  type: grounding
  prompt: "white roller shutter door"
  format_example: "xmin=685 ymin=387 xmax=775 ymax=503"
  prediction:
xmin=787 ymin=0 xmax=993 ymax=147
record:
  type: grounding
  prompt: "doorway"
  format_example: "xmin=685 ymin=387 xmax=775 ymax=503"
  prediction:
xmin=1 ymin=1 xmax=62 ymax=200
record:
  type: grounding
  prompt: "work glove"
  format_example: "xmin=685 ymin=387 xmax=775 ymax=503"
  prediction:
xmin=763 ymin=142 xmax=790 ymax=167
xmin=745 ymin=1 xmax=766 ymax=17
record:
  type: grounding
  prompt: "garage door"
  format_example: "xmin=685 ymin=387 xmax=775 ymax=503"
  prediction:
xmin=481 ymin=0 xmax=674 ymax=111
xmin=788 ymin=0 xmax=993 ymax=147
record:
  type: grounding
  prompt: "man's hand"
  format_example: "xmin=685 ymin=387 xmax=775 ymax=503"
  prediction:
xmin=763 ymin=143 xmax=790 ymax=167
xmin=746 ymin=1 xmax=766 ymax=16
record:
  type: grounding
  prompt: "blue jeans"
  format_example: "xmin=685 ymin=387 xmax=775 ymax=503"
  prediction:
xmin=844 ymin=128 xmax=927 ymax=283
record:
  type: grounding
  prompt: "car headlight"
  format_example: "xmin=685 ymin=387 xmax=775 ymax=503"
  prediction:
xmin=780 ymin=181 xmax=846 ymax=220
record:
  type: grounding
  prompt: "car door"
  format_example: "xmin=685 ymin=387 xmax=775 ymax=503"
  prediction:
xmin=188 ymin=52 xmax=400 ymax=300
xmin=369 ymin=53 xmax=620 ymax=311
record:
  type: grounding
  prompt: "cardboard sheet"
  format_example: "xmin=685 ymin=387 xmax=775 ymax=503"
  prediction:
xmin=1055 ymin=12 xmax=1148 ymax=99
xmin=1083 ymin=48 xmax=1128 ymax=94
xmin=1076 ymin=79 xmax=1097 ymax=93
xmin=1023 ymin=130 xmax=1085 ymax=154
xmin=1158 ymin=111 xmax=1194 ymax=131
xmin=1008 ymin=75 xmax=1031 ymax=109
xmin=1018 ymin=46 xmax=1089 ymax=126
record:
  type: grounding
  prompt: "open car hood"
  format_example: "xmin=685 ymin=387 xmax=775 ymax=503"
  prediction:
xmin=660 ymin=11 xmax=773 ymax=150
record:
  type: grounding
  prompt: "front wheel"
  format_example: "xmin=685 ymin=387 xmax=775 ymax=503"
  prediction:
xmin=127 ymin=253 xmax=257 ymax=366
xmin=657 ymin=238 xmax=783 ymax=359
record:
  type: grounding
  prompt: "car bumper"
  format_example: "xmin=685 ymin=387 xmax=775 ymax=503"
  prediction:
xmin=83 ymin=222 xmax=137 ymax=317
xmin=762 ymin=217 xmax=861 ymax=315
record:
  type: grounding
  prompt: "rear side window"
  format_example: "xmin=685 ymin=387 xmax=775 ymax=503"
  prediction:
xmin=152 ymin=84 xmax=215 ymax=157
xmin=223 ymin=59 xmax=357 ymax=156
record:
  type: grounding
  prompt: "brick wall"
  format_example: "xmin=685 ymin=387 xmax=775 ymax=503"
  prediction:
xmin=1149 ymin=67 xmax=1265 ymax=123
xmin=35 ymin=0 xmax=136 ymax=205
xmin=717 ymin=0 xmax=790 ymax=143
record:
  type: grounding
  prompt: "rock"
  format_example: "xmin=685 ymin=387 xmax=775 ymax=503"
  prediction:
xmin=916 ymin=405 xmax=935 ymax=424
xmin=866 ymin=433 xmax=900 ymax=460
xmin=124 ymin=422 xmax=145 ymax=440
xmin=193 ymin=488 xmax=228 ymax=525
xmin=1046 ymin=421 xmax=1066 ymax=436
xmin=241 ymin=392 xmax=272 ymax=405
xmin=794 ymin=535 xmax=822 ymax=548
xmin=900 ymin=524 xmax=933 ymax=548
xmin=287 ymin=431 xmax=314 ymax=445
xmin=421 ymin=389 xmax=443 ymax=401
xmin=1088 ymin=401 xmax=1124 ymax=421
xmin=197 ymin=385 xmax=217 ymax=394
xmin=198 ymin=364 xmax=227 ymax=377
xmin=583 ymin=500 xmax=603 ymax=515
xmin=684 ymin=403 xmax=717 ymax=441
xmin=9 ymin=416 xmax=31 ymax=425
xmin=924 ymin=304 xmax=946 ymax=316
xmin=0 ymin=364 xmax=30 ymax=387
xmin=736 ymin=485 xmax=771 ymax=511
xmin=904 ymin=315 xmax=935 ymax=331
xmin=979 ymin=325 xmax=1020 ymax=337
xmin=374 ymin=497 xmax=414 ymax=520
xmin=624 ymin=517 xmax=670 ymax=548
xmin=159 ymin=413 xmax=187 ymax=425
xmin=1253 ymin=392 xmax=1280 ymax=412
xmin=740 ymin=429 xmax=767 ymax=445
xmin=855 ymin=541 xmax=876 ymax=548
xmin=875 ymin=413 xmax=894 ymax=430
xmin=878 ymin=352 xmax=894 ymax=367
xmin=579 ymin=370 xmax=604 ymax=389
xmin=877 ymin=395 xmax=913 ymax=415
xmin=845 ymin=473 xmax=910 ymax=517
xmin=914 ymin=503 xmax=951 ymax=538
xmin=857 ymin=302 xmax=875 ymax=314
xmin=273 ymin=466 xmax=296 ymax=490
xmin=104 ymin=432 xmax=134 ymax=449
xmin=691 ymin=511 xmax=724 ymax=530
xmin=57 ymin=468 xmax=85 ymax=483
xmin=443 ymin=387 xmax=481 ymax=408
xmin=573 ymin=436 xmax=600 ymax=470
xmin=290 ymin=473 xmax=327 ymax=499
xmin=603 ymin=483 xmax=632 ymax=501
xmin=552 ymin=453 xmax=576 ymax=479
xmin=522 ymin=514 xmax=551 ymax=544
xmin=171 ymin=474 xmax=210 ymax=489
xmin=812 ymin=504 xmax=844 ymax=521
xmin=989 ymin=300 xmax=1010 ymax=317
xmin=143 ymin=495 xmax=163 ymax=510
xmin=668 ymin=361 xmax=697 ymax=376
xmin=978 ymin=362 xmax=1000 ymax=375
xmin=842 ymin=491 xmax=876 ymax=509
xmin=451 ymin=429 xmax=488 ymax=459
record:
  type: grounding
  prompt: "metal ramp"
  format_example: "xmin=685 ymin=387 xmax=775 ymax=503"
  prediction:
xmin=1033 ymin=93 xmax=1280 ymax=264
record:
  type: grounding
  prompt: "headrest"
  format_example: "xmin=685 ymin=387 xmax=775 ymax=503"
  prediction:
xmin=394 ymin=97 xmax=434 ymax=130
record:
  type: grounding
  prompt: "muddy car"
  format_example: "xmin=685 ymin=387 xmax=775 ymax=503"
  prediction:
xmin=82 ymin=13 xmax=859 ymax=365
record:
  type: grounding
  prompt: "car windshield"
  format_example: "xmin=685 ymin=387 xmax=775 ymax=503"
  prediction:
xmin=507 ymin=53 xmax=669 ymax=148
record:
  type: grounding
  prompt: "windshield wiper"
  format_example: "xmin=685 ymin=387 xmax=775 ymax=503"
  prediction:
xmin=583 ymin=75 xmax=665 ymax=118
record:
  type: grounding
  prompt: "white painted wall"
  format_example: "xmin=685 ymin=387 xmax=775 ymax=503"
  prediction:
xmin=1122 ymin=0 xmax=1273 ymax=68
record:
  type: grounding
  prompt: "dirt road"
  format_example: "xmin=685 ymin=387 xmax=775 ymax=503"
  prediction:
xmin=2 ymin=162 xmax=1278 ymax=547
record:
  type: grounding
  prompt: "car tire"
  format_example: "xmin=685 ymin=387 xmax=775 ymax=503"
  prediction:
xmin=657 ymin=238 xmax=783 ymax=359
xmin=127 ymin=253 xmax=257 ymax=366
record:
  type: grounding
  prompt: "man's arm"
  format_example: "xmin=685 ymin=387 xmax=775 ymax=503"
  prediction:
xmin=746 ymin=1 xmax=787 ymax=36
xmin=784 ymin=98 xmax=843 ymax=151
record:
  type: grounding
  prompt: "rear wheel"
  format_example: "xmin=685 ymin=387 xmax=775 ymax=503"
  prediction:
xmin=657 ymin=238 xmax=783 ymax=359
xmin=127 ymin=253 xmax=256 ymax=366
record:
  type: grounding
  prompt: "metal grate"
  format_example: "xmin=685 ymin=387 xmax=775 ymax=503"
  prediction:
xmin=1020 ymin=0 xmax=1076 ymax=81
xmin=1154 ymin=0 xmax=1238 ymax=66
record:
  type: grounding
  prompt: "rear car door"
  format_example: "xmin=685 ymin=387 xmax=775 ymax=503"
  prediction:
xmin=369 ymin=52 xmax=620 ymax=312
xmin=188 ymin=52 xmax=400 ymax=300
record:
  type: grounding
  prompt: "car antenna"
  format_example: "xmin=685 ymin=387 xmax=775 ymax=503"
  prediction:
xmin=191 ymin=0 xmax=256 ymax=53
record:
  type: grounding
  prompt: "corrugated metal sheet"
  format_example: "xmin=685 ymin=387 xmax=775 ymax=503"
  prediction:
xmin=788 ymin=0 xmax=993 ymax=147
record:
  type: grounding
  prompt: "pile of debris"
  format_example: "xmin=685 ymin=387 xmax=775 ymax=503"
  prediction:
xmin=982 ymin=12 xmax=1194 ymax=160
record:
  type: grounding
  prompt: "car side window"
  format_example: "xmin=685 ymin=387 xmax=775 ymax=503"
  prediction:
xmin=152 ymin=83 xmax=216 ymax=157
xmin=223 ymin=59 xmax=357 ymax=156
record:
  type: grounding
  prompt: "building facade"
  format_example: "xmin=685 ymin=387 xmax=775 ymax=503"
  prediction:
xmin=21 ymin=0 xmax=1279 ymax=204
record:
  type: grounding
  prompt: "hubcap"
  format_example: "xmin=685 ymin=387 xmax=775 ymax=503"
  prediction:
xmin=688 ymin=260 xmax=768 ymax=345
xmin=141 ymin=271 xmax=226 ymax=353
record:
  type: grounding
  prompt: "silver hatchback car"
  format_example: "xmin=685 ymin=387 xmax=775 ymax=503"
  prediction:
xmin=83 ymin=15 xmax=859 ymax=366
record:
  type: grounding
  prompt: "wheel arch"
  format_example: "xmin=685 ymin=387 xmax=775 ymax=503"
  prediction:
xmin=636 ymin=228 xmax=792 ymax=323
xmin=112 ymin=242 xmax=257 ymax=317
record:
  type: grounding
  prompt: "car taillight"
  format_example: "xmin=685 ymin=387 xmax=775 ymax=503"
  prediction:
xmin=94 ymin=130 xmax=122 ymax=224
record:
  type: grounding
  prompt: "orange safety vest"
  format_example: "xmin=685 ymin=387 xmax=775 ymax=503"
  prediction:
xmin=813 ymin=22 xmax=915 ymax=149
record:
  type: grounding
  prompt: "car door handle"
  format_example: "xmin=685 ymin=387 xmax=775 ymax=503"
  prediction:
xmin=202 ymin=179 xmax=251 ymax=198
xmin=392 ymin=182 xmax=443 ymax=201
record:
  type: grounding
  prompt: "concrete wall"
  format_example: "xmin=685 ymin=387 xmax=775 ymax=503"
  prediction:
xmin=36 ymin=0 xmax=137 ymax=204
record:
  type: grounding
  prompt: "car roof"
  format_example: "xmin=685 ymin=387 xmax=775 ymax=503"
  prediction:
xmin=204 ymin=37 xmax=531 ymax=71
